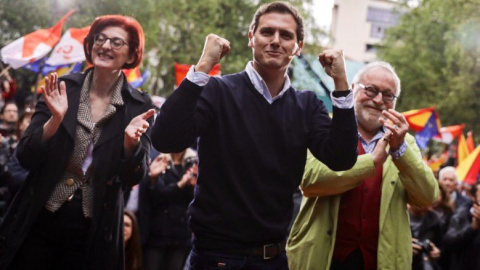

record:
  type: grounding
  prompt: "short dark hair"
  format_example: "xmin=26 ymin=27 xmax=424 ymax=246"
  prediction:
xmin=1 ymin=101 xmax=17 ymax=115
xmin=84 ymin=15 xmax=145 ymax=69
xmin=249 ymin=1 xmax=304 ymax=42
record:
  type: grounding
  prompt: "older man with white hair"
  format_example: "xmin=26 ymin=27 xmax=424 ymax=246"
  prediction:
xmin=287 ymin=61 xmax=439 ymax=270
xmin=439 ymin=166 xmax=471 ymax=209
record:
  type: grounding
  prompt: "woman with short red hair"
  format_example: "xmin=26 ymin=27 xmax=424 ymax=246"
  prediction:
xmin=0 ymin=15 xmax=154 ymax=270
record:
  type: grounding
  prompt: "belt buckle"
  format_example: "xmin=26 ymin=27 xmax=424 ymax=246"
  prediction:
xmin=263 ymin=243 xmax=277 ymax=260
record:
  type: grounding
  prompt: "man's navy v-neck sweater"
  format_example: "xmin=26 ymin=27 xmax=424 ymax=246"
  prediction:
xmin=152 ymin=71 xmax=357 ymax=249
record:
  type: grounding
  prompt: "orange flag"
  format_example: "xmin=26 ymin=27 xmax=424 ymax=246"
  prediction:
xmin=457 ymin=145 xmax=480 ymax=184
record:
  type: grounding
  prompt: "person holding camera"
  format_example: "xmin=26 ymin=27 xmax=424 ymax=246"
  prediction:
xmin=138 ymin=148 xmax=198 ymax=270
xmin=409 ymin=203 xmax=442 ymax=270
xmin=441 ymin=181 xmax=480 ymax=270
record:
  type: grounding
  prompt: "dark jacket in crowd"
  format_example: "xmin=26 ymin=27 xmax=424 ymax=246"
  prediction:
xmin=452 ymin=190 xmax=471 ymax=209
xmin=442 ymin=202 xmax=480 ymax=270
xmin=0 ymin=136 xmax=15 ymax=218
xmin=433 ymin=205 xmax=454 ymax=238
xmin=410 ymin=210 xmax=442 ymax=270
xmin=139 ymin=149 xmax=196 ymax=248
xmin=5 ymin=148 xmax=28 ymax=205
xmin=0 ymin=71 xmax=153 ymax=270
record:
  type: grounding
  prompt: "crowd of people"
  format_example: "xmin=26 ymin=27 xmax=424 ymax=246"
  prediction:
xmin=0 ymin=1 xmax=478 ymax=270
xmin=407 ymin=166 xmax=480 ymax=270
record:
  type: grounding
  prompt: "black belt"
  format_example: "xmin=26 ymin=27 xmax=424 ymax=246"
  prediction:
xmin=227 ymin=241 xmax=286 ymax=260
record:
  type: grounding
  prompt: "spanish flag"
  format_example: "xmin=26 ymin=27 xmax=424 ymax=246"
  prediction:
xmin=402 ymin=107 xmax=440 ymax=132
xmin=458 ymin=134 xmax=471 ymax=164
xmin=403 ymin=108 xmax=441 ymax=149
xmin=457 ymin=145 xmax=480 ymax=184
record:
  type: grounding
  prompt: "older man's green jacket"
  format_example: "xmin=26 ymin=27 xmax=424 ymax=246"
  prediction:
xmin=287 ymin=134 xmax=438 ymax=270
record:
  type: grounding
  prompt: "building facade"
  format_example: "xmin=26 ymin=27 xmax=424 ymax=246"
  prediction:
xmin=329 ymin=0 xmax=403 ymax=62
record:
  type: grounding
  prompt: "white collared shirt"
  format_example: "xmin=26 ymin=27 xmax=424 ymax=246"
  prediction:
xmin=359 ymin=127 xmax=408 ymax=159
xmin=186 ymin=61 xmax=353 ymax=108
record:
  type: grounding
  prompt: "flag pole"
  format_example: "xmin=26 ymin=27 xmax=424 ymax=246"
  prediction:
xmin=0 ymin=64 xmax=11 ymax=79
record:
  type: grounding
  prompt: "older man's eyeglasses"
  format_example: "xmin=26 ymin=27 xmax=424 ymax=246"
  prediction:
xmin=93 ymin=33 xmax=128 ymax=50
xmin=357 ymin=83 xmax=397 ymax=104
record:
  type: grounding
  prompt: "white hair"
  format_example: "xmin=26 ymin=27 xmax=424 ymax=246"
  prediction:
xmin=352 ymin=61 xmax=401 ymax=98
xmin=439 ymin=166 xmax=458 ymax=181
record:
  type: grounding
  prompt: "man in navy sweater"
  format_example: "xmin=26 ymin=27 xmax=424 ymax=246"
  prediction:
xmin=152 ymin=2 xmax=358 ymax=269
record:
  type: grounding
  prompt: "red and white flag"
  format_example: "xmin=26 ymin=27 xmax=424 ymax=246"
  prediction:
xmin=433 ymin=124 xmax=465 ymax=144
xmin=1 ymin=10 xmax=75 ymax=69
xmin=46 ymin=26 xmax=90 ymax=66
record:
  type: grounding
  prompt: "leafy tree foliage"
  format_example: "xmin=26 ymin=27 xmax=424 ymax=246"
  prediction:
xmin=0 ymin=0 xmax=322 ymax=97
xmin=378 ymin=0 xmax=480 ymax=134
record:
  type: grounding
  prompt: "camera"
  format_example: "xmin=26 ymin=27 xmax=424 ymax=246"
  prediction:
xmin=184 ymin=156 xmax=198 ymax=170
xmin=415 ymin=239 xmax=433 ymax=253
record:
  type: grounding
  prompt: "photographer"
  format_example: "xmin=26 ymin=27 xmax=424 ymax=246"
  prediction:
xmin=441 ymin=181 xmax=480 ymax=270
xmin=409 ymin=204 xmax=442 ymax=270
xmin=138 ymin=148 xmax=197 ymax=270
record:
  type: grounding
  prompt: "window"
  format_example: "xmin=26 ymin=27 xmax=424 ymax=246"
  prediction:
xmin=366 ymin=44 xmax=378 ymax=53
xmin=367 ymin=7 xmax=399 ymax=24
xmin=370 ymin=23 xmax=389 ymax=39
xmin=367 ymin=7 xmax=400 ymax=38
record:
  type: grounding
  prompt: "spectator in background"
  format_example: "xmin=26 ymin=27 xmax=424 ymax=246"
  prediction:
xmin=442 ymin=181 xmax=480 ymax=270
xmin=125 ymin=209 xmax=144 ymax=270
xmin=432 ymin=182 xmax=455 ymax=235
xmin=139 ymin=148 xmax=197 ymax=270
xmin=0 ymin=101 xmax=18 ymax=138
xmin=439 ymin=166 xmax=471 ymax=209
xmin=13 ymin=110 xmax=33 ymax=144
xmin=22 ymin=95 xmax=36 ymax=114
xmin=0 ymin=70 xmax=18 ymax=107
xmin=409 ymin=204 xmax=442 ymax=270
xmin=0 ymin=101 xmax=18 ymax=219
xmin=0 ymin=101 xmax=19 ymax=176
xmin=5 ymin=110 xmax=35 ymax=204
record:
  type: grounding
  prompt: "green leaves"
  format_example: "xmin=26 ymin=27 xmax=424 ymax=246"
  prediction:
xmin=379 ymin=0 xmax=480 ymax=134
xmin=0 ymin=0 xmax=321 ymax=98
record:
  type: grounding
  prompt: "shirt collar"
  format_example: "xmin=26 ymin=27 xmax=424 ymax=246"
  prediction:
xmin=245 ymin=61 xmax=291 ymax=104
xmin=358 ymin=126 xmax=386 ymax=145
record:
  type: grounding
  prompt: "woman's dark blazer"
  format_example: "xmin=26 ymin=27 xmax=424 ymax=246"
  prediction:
xmin=0 ymin=70 xmax=153 ymax=270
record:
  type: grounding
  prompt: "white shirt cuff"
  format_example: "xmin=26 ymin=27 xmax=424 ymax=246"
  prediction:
xmin=389 ymin=140 xmax=408 ymax=160
xmin=186 ymin=65 xmax=210 ymax=87
xmin=330 ymin=91 xmax=354 ymax=109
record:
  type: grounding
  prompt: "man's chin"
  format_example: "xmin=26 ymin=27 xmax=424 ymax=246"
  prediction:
xmin=358 ymin=118 xmax=382 ymax=132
